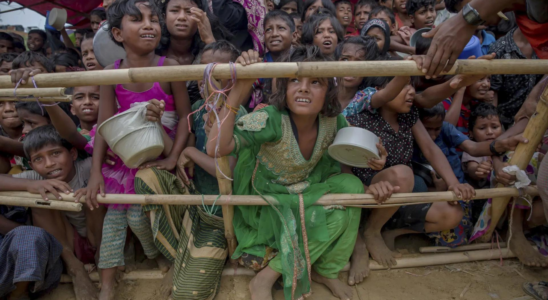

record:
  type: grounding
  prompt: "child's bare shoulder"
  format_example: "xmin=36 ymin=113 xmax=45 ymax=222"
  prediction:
xmin=162 ymin=57 xmax=180 ymax=66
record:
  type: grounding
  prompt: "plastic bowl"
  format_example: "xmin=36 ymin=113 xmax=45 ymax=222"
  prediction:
xmin=48 ymin=8 xmax=67 ymax=31
xmin=328 ymin=127 xmax=380 ymax=168
xmin=410 ymin=28 xmax=431 ymax=48
xmin=458 ymin=35 xmax=483 ymax=59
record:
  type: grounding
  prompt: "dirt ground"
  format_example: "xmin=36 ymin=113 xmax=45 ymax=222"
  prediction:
xmin=41 ymin=235 xmax=548 ymax=300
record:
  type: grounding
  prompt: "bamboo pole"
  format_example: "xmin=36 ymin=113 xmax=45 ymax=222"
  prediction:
xmin=0 ymin=60 xmax=546 ymax=89
xmin=59 ymin=248 xmax=517 ymax=283
xmin=0 ymin=195 xmax=82 ymax=211
xmin=0 ymin=96 xmax=72 ymax=102
xmin=0 ymin=186 xmax=538 ymax=206
xmin=217 ymin=156 xmax=237 ymax=259
xmin=479 ymin=83 xmax=548 ymax=242
xmin=0 ymin=87 xmax=66 ymax=97
xmin=419 ymin=243 xmax=507 ymax=253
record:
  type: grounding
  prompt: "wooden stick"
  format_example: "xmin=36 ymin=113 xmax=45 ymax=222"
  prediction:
xmin=0 ymin=195 xmax=82 ymax=211
xmin=479 ymin=82 xmax=548 ymax=242
xmin=0 ymin=96 xmax=72 ymax=102
xmin=217 ymin=156 xmax=237 ymax=259
xmin=419 ymin=242 xmax=507 ymax=253
xmin=59 ymin=248 xmax=517 ymax=283
xmin=1 ymin=60 xmax=546 ymax=88
xmin=0 ymin=87 xmax=66 ymax=97
xmin=0 ymin=186 xmax=538 ymax=206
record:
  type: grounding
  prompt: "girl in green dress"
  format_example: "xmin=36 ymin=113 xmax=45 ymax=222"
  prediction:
xmin=207 ymin=45 xmax=365 ymax=300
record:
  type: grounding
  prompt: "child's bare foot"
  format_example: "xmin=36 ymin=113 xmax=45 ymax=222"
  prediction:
xmin=312 ymin=271 xmax=353 ymax=300
xmin=348 ymin=233 xmax=369 ymax=286
xmin=249 ymin=266 xmax=280 ymax=300
xmin=155 ymin=254 xmax=171 ymax=273
xmin=158 ymin=266 xmax=174 ymax=298
xmin=364 ymin=229 xmax=398 ymax=268
xmin=510 ymin=230 xmax=548 ymax=267
xmin=98 ymin=283 xmax=116 ymax=300
xmin=72 ymin=269 xmax=99 ymax=300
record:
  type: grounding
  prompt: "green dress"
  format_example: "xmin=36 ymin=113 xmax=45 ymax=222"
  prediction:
xmin=231 ymin=106 xmax=363 ymax=300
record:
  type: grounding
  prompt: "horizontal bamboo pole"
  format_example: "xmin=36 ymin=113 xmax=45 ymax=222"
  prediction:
xmin=0 ymin=186 xmax=537 ymax=207
xmin=0 ymin=87 xmax=66 ymax=97
xmin=0 ymin=60 xmax=546 ymax=89
xmin=419 ymin=242 xmax=507 ymax=253
xmin=0 ymin=96 xmax=72 ymax=102
xmin=59 ymin=248 xmax=517 ymax=283
xmin=0 ymin=195 xmax=82 ymax=211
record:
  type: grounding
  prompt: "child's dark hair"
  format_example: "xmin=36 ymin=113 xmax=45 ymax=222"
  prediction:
xmin=302 ymin=0 xmax=336 ymax=21
xmin=158 ymin=0 xmax=233 ymax=57
xmin=275 ymin=0 xmax=303 ymax=15
xmin=0 ymin=52 xmax=18 ymax=65
xmin=367 ymin=55 xmax=402 ymax=88
xmin=270 ymin=45 xmax=340 ymax=117
xmin=52 ymin=51 xmax=81 ymax=68
xmin=12 ymin=51 xmax=55 ymax=73
xmin=406 ymin=0 xmax=436 ymax=16
xmin=28 ymin=29 xmax=47 ymax=43
xmin=90 ymin=8 xmax=107 ymax=20
xmin=419 ymin=102 xmax=446 ymax=120
xmin=23 ymin=125 xmax=72 ymax=158
xmin=301 ymin=11 xmax=344 ymax=45
xmin=81 ymin=32 xmax=95 ymax=43
xmin=468 ymin=103 xmax=500 ymax=134
xmin=290 ymin=12 xmax=301 ymax=22
xmin=414 ymin=30 xmax=432 ymax=55
xmin=335 ymin=36 xmax=380 ymax=90
xmin=334 ymin=0 xmax=352 ymax=7
xmin=108 ymin=0 xmax=163 ymax=48
xmin=15 ymin=102 xmax=50 ymax=120
xmin=443 ymin=0 xmax=462 ymax=13
xmin=75 ymin=28 xmax=94 ymax=37
xmin=370 ymin=5 xmax=396 ymax=24
xmin=201 ymin=40 xmax=241 ymax=62
xmin=265 ymin=10 xmax=296 ymax=33
xmin=355 ymin=0 xmax=378 ymax=11
xmin=0 ymin=32 xmax=14 ymax=43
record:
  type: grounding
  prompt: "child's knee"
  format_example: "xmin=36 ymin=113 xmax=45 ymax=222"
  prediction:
xmin=442 ymin=204 xmax=464 ymax=229
xmin=387 ymin=165 xmax=414 ymax=192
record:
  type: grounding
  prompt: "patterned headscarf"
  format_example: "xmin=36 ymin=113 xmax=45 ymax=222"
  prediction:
xmin=360 ymin=18 xmax=391 ymax=55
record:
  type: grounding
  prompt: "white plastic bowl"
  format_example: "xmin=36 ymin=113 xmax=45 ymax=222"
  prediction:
xmin=328 ymin=127 xmax=380 ymax=168
xmin=98 ymin=109 xmax=164 ymax=169
xmin=48 ymin=8 xmax=67 ymax=31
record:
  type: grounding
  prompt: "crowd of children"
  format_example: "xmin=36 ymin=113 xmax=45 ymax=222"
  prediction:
xmin=0 ymin=0 xmax=546 ymax=299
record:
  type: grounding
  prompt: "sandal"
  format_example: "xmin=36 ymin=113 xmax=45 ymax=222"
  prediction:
xmin=523 ymin=282 xmax=548 ymax=300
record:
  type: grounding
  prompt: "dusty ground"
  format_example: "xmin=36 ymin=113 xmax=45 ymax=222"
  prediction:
xmin=41 ymin=235 xmax=548 ymax=300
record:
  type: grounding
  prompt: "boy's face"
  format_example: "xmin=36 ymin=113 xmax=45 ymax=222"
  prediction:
xmin=81 ymin=39 xmax=102 ymax=71
xmin=466 ymin=76 xmax=492 ymax=101
xmin=199 ymin=49 xmax=233 ymax=99
xmin=336 ymin=3 xmax=353 ymax=27
xmin=314 ymin=19 xmax=338 ymax=55
xmin=411 ymin=5 xmax=436 ymax=29
xmin=0 ymin=61 xmax=12 ymax=75
xmin=71 ymin=86 xmax=100 ymax=124
xmin=0 ymin=101 xmax=22 ymax=130
xmin=27 ymin=33 xmax=45 ymax=52
xmin=354 ymin=4 xmax=372 ymax=31
xmin=265 ymin=17 xmax=294 ymax=54
xmin=338 ymin=43 xmax=365 ymax=88
xmin=0 ymin=40 xmax=13 ymax=54
xmin=422 ymin=115 xmax=444 ymax=141
xmin=393 ymin=0 xmax=407 ymax=13
xmin=371 ymin=12 xmax=395 ymax=34
xmin=471 ymin=116 xmax=502 ymax=142
xmin=29 ymin=144 xmax=77 ymax=182
xmin=281 ymin=1 xmax=299 ymax=14
xmin=17 ymin=109 xmax=50 ymax=136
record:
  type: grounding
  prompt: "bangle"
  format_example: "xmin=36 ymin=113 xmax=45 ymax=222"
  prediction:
xmin=490 ymin=140 xmax=504 ymax=156
xmin=225 ymin=103 xmax=240 ymax=115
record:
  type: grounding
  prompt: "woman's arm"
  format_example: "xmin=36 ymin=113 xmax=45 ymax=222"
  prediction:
xmin=444 ymin=88 xmax=464 ymax=126
xmin=44 ymin=105 xmax=89 ymax=149
xmin=371 ymin=76 xmax=411 ymax=109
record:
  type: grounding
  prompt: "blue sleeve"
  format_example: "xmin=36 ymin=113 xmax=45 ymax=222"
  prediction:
xmin=442 ymin=122 xmax=469 ymax=148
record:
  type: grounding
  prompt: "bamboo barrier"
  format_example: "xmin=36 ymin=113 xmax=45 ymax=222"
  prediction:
xmin=419 ymin=243 xmax=506 ymax=253
xmin=59 ymin=247 xmax=517 ymax=283
xmin=479 ymin=80 xmax=548 ymax=242
xmin=0 ymin=186 xmax=538 ymax=206
xmin=0 ymin=96 xmax=72 ymax=102
xmin=0 ymin=195 xmax=82 ymax=211
xmin=0 ymin=87 xmax=66 ymax=97
xmin=0 ymin=60 xmax=547 ymax=89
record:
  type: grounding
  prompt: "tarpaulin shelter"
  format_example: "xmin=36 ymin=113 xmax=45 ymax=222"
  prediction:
xmin=0 ymin=0 xmax=103 ymax=28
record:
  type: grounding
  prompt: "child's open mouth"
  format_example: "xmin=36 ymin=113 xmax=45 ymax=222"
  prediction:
xmin=86 ymin=62 xmax=97 ymax=69
xmin=296 ymin=98 xmax=311 ymax=104
xmin=47 ymin=169 xmax=62 ymax=177
xmin=270 ymin=39 xmax=282 ymax=46
xmin=322 ymin=40 xmax=333 ymax=48
xmin=140 ymin=34 xmax=156 ymax=39
xmin=82 ymin=108 xmax=95 ymax=114
xmin=343 ymin=16 xmax=350 ymax=21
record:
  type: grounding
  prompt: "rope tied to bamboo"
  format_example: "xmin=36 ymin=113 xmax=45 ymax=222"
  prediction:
xmin=14 ymin=76 xmax=61 ymax=116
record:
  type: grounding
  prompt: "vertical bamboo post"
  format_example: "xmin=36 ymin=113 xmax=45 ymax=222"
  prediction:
xmin=479 ymin=82 xmax=548 ymax=242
